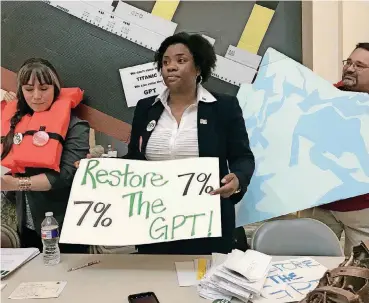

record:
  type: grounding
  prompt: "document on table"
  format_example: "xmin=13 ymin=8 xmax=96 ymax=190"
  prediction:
xmin=9 ymin=281 xmax=67 ymax=299
xmin=1 ymin=248 xmax=40 ymax=278
xmin=175 ymin=258 xmax=212 ymax=287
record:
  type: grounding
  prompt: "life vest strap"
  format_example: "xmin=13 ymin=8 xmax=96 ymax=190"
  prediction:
xmin=23 ymin=130 xmax=65 ymax=144
xmin=1 ymin=131 xmax=64 ymax=145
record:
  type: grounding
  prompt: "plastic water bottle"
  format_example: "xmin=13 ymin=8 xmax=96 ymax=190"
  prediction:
xmin=41 ymin=212 xmax=60 ymax=266
xmin=107 ymin=144 xmax=117 ymax=158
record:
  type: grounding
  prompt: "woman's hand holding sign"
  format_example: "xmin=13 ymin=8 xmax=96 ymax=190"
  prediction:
xmin=210 ymin=173 xmax=240 ymax=198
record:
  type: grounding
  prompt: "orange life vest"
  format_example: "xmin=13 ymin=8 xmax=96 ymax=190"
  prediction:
xmin=1 ymin=88 xmax=83 ymax=174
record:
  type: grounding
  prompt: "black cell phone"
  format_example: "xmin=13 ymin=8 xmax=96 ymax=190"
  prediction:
xmin=128 ymin=292 xmax=160 ymax=303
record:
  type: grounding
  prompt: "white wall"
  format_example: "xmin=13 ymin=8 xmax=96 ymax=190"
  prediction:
xmin=342 ymin=1 xmax=369 ymax=60
xmin=302 ymin=0 xmax=369 ymax=83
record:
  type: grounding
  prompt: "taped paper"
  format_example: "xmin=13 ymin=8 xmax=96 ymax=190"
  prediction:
xmin=212 ymin=55 xmax=256 ymax=86
xmin=152 ymin=0 xmax=180 ymax=21
xmin=47 ymin=0 xmax=176 ymax=51
xmin=237 ymin=4 xmax=275 ymax=54
xmin=225 ymin=45 xmax=261 ymax=70
xmin=119 ymin=62 xmax=166 ymax=107
xmin=113 ymin=1 xmax=177 ymax=36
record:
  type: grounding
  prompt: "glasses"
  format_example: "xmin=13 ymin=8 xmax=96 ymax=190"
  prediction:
xmin=343 ymin=60 xmax=369 ymax=71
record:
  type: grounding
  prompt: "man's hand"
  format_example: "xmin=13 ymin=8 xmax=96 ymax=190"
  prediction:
xmin=2 ymin=91 xmax=16 ymax=102
xmin=210 ymin=173 xmax=240 ymax=198
xmin=74 ymin=154 xmax=92 ymax=168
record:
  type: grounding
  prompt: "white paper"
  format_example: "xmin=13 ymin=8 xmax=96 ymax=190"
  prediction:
xmin=112 ymin=1 xmax=177 ymax=37
xmin=119 ymin=62 xmax=166 ymax=107
xmin=1 ymin=248 xmax=40 ymax=278
xmin=46 ymin=2 xmax=256 ymax=86
xmin=9 ymin=281 xmax=67 ymax=300
xmin=212 ymin=55 xmax=256 ymax=86
xmin=48 ymin=1 xmax=173 ymax=51
xmin=225 ymin=45 xmax=262 ymax=70
xmin=175 ymin=262 xmax=197 ymax=287
xmin=216 ymin=265 xmax=268 ymax=295
xmin=199 ymin=266 xmax=252 ymax=302
xmin=254 ymin=257 xmax=328 ymax=303
xmin=212 ymin=253 xmax=228 ymax=267
xmin=60 ymin=158 xmax=221 ymax=246
xmin=199 ymin=250 xmax=271 ymax=301
xmin=224 ymin=250 xmax=272 ymax=282
xmin=202 ymin=34 xmax=216 ymax=46
xmin=1 ymin=283 xmax=7 ymax=291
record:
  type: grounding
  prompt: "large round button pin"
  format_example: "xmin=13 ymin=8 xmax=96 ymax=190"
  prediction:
xmin=33 ymin=131 xmax=49 ymax=147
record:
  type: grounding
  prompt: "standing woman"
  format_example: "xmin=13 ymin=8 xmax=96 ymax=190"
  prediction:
xmin=1 ymin=58 xmax=90 ymax=253
xmin=126 ymin=32 xmax=255 ymax=254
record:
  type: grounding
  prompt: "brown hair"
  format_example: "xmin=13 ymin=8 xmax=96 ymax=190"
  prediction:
xmin=1 ymin=58 xmax=61 ymax=160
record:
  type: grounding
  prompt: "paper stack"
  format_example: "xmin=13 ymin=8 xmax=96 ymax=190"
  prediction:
xmin=198 ymin=249 xmax=272 ymax=302
xmin=1 ymin=248 xmax=40 ymax=278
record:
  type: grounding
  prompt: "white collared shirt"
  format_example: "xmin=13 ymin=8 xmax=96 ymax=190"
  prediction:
xmin=145 ymin=85 xmax=216 ymax=161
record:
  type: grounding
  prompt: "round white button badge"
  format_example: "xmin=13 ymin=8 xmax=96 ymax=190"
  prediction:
xmin=13 ymin=133 xmax=23 ymax=145
xmin=146 ymin=120 xmax=156 ymax=132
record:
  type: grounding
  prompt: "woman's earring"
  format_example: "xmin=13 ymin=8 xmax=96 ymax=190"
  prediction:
xmin=197 ymin=75 xmax=203 ymax=85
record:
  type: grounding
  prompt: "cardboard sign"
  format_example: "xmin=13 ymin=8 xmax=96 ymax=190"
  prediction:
xmin=236 ymin=48 xmax=369 ymax=226
xmin=60 ymin=158 xmax=221 ymax=246
xmin=119 ymin=62 xmax=166 ymax=107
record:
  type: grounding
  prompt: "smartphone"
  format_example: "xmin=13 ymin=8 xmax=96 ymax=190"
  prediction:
xmin=128 ymin=292 xmax=160 ymax=303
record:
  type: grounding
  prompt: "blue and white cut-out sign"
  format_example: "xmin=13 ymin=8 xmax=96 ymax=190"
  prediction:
xmin=236 ymin=48 xmax=369 ymax=226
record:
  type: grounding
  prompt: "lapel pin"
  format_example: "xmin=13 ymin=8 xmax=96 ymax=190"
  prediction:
xmin=146 ymin=120 xmax=156 ymax=132
xmin=200 ymin=119 xmax=207 ymax=125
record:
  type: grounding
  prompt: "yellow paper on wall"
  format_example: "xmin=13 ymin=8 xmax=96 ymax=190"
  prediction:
xmin=151 ymin=0 xmax=180 ymax=21
xmin=237 ymin=4 xmax=275 ymax=54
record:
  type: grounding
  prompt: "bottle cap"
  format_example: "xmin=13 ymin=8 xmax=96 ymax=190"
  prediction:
xmin=45 ymin=212 xmax=53 ymax=217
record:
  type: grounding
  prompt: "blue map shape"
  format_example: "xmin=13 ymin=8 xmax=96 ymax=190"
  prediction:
xmin=236 ymin=48 xmax=369 ymax=226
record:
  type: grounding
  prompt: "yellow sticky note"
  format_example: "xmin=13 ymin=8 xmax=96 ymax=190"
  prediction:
xmin=151 ymin=0 xmax=180 ymax=21
xmin=196 ymin=258 xmax=207 ymax=280
xmin=237 ymin=4 xmax=275 ymax=54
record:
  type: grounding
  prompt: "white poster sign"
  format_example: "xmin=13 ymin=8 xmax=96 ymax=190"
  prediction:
xmin=119 ymin=62 xmax=166 ymax=107
xmin=60 ymin=158 xmax=221 ymax=246
xmin=255 ymin=257 xmax=328 ymax=303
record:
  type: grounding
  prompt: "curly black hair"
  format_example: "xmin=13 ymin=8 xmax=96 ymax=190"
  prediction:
xmin=154 ymin=32 xmax=217 ymax=83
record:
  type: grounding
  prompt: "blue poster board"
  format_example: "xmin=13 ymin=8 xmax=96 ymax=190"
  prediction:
xmin=236 ymin=48 xmax=369 ymax=226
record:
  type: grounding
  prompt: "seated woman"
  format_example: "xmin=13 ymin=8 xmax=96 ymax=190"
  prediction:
xmin=1 ymin=58 xmax=90 ymax=253
xmin=125 ymin=32 xmax=255 ymax=254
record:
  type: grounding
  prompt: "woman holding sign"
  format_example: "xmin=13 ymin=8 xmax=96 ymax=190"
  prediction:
xmin=126 ymin=32 xmax=255 ymax=254
xmin=1 ymin=58 xmax=90 ymax=253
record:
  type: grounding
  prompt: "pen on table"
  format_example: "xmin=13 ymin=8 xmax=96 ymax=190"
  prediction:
xmin=67 ymin=260 xmax=101 ymax=272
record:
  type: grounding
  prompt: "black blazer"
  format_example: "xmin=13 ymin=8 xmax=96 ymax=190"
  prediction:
xmin=125 ymin=92 xmax=255 ymax=254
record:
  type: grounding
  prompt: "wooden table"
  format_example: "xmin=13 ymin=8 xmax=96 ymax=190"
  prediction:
xmin=1 ymin=254 xmax=344 ymax=303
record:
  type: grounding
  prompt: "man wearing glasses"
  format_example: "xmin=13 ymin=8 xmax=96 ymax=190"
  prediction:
xmin=301 ymin=43 xmax=369 ymax=255
xmin=339 ymin=43 xmax=369 ymax=92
